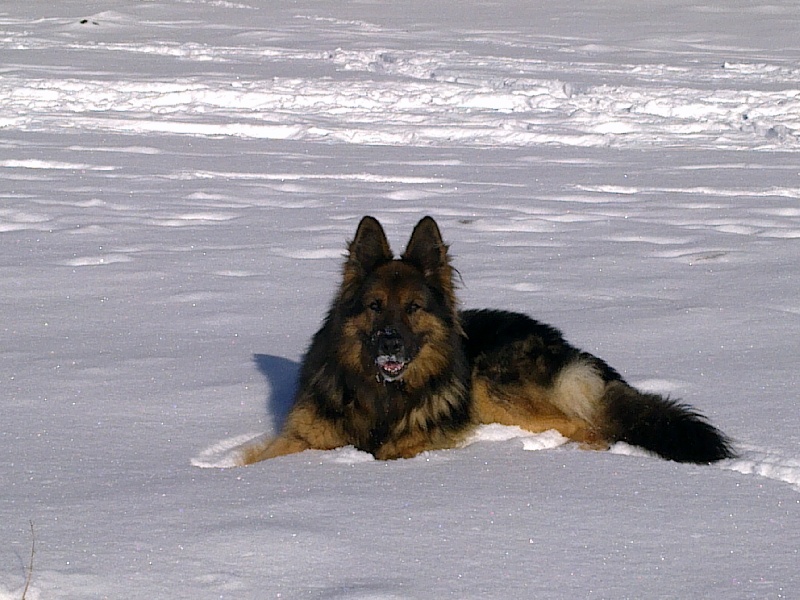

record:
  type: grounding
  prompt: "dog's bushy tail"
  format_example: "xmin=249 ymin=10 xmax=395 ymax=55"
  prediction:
xmin=602 ymin=381 xmax=736 ymax=463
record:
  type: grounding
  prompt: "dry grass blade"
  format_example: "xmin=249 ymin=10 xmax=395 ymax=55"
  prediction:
xmin=21 ymin=520 xmax=35 ymax=600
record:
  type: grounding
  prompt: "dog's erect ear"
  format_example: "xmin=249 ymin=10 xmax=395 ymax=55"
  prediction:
xmin=346 ymin=216 xmax=393 ymax=275
xmin=402 ymin=216 xmax=448 ymax=275
xmin=402 ymin=216 xmax=459 ymax=319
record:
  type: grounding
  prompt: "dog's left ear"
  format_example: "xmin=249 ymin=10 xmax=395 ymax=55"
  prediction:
xmin=403 ymin=216 xmax=460 ymax=326
xmin=403 ymin=217 xmax=460 ymax=315
xmin=402 ymin=216 xmax=448 ymax=276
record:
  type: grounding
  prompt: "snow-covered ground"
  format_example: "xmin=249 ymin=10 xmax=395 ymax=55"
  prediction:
xmin=2 ymin=0 xmax=799 ymax=598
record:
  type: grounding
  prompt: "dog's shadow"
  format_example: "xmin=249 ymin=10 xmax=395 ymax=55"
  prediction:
xmin=253 ymin=354 xmax=299 ymax=431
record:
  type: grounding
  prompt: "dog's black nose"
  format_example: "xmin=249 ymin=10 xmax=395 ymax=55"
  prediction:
xmin=377 ymin=328 xmax=404 ymax=356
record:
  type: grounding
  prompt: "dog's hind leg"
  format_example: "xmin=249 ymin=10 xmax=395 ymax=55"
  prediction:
xmin=472 ymin=373 xmax=608 ymax=449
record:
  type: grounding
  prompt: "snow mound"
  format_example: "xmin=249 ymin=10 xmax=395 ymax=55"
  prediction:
xmin=190 ymin=432 xmax=264 ymax=468
xmin=464 ymin=424 xmax=570 ymax=451
xmin=318 ymin=447 xmax=376 ymax=464
xmin=724 ymin=446 xmax=800 ymax=492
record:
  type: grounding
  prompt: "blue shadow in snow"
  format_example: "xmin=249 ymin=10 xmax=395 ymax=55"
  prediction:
xmin=252 ymin=354 xmax=300 ymax=431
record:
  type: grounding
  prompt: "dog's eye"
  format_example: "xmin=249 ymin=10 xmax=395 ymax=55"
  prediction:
xmin=406 ymin=302 xmax=421 ymax=315
xmin=368 ymin=300 xmax=382 ymax=313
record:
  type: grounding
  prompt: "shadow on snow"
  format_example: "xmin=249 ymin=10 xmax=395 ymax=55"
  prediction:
xmin=253 ymin=353 xmax=299 ymax=432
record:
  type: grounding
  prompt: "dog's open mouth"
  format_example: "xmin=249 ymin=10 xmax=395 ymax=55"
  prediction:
xmin=376 ymin=355 xmax=408 ymax=382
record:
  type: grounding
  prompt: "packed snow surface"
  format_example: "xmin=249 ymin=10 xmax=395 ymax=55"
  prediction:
xmin=2 ymin=0 xmax=799 ymax=598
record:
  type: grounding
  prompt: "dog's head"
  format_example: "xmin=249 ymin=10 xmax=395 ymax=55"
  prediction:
xmin=336 ymin=216 xmax=461 ymax=386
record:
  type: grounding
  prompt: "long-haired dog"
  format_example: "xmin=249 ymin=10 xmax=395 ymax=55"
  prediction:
xmin=206 ymin=216 xmax=734 ymax=466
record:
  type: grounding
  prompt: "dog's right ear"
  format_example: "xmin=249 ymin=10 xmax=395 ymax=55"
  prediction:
xmin=345 ymin=216 xmax=393 ymax=276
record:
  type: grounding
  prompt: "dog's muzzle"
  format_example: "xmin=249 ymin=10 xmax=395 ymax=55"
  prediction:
xmin=373 ymin=329 xmax=409 ymax=382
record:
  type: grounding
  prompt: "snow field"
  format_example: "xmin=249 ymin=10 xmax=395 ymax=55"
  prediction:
xmin=2 ymin=0 xmax=800 ymax=598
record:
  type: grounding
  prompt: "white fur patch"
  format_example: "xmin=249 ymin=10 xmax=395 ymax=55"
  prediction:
xmin=551 ymin=358 xmax=605 ymax=423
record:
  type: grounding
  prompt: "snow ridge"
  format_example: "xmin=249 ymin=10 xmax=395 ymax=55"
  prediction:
xmin=724 ymin=446 xmax=800 ymax=492
xmin=194 ymin=427 xmax=800 ymax=493
xmin=3 ymin=49 xmax=798 ymax=150
xmin=190 ymin=432 xmax=265 ymax=468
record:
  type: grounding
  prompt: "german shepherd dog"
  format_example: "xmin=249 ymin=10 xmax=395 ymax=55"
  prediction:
xmin=226 ymin=216 xmax=734 ymax=466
